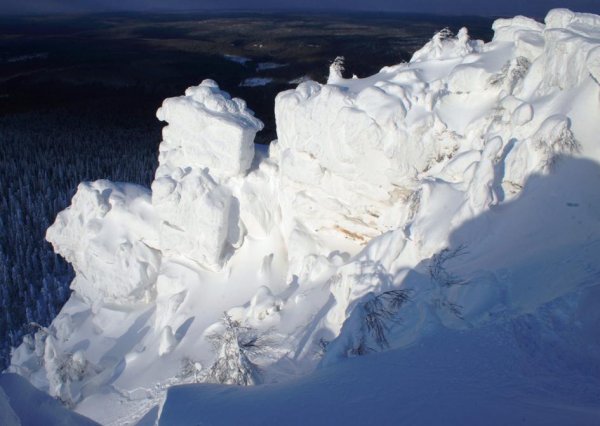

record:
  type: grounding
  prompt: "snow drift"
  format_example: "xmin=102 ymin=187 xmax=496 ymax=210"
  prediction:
xmin=6 ymin=9 xmax=600 ymax=425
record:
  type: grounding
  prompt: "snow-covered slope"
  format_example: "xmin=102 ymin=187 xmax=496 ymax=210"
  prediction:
xmin=6 ymin=9 xmax=600 ymax=425
xmin=0 ymin=373 xmax=98 ymax=425
xmin=159 ymin=307 xmax=600 ymax=426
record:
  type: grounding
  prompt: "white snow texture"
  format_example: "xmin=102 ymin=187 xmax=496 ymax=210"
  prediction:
xmin=7 ymin=9 xmax=600 ymax=425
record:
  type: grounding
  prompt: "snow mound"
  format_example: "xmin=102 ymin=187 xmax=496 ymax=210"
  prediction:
xmin=9 ymin=9 xmax=600 ymax=425
xmin=46 ymin=180 xmax=160 ymax=306
xmin=159 ymin=296 xmax=600 ymax=425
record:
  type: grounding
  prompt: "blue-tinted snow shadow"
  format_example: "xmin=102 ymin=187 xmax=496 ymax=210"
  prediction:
xmin=175 ymin=316 xmax=194 ymax=342
xmin=98 ymin=307 xmax=155 ymax=378
xmin=158 ymin=157 xmax=600 ymax=425
xmin=0 ymin=373 xmax=99 ymax=425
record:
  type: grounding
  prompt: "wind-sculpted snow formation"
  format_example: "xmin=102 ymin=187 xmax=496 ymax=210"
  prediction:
xmin=6 ymin=9 xmax=600 ymax=425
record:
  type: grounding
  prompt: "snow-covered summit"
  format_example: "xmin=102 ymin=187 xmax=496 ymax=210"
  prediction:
xmin=7 ymin=9 xmax=600 ymax=425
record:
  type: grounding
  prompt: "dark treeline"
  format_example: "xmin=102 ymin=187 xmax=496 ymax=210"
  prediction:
xmin=0 ymin=99 xmax=160 ymax=369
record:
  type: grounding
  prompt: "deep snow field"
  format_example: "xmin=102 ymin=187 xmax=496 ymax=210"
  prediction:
xmin=3 ymin=7 xmax=600 ymax=425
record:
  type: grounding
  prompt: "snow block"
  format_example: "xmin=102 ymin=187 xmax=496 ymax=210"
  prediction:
xmin=152 ymin=81 xmax=260 ymax=269
xmin=152 ymin=167 xmax=234 ymax=270
xmin=156 ymin=79 xmax=263 ymax=180
xmin=538 ymin=10 xmax=600 ymax=91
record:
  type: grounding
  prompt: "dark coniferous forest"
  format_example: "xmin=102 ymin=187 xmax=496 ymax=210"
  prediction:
xmin=0 ymin=101 xmax=160 ymax=368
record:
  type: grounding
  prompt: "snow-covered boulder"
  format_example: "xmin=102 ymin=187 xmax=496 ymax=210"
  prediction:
xmin=274 ymin=79 xmax=415 ymax=252
xmin=155 ymin=79 xmax=263 ymax=180
xmin=152 ymin=80 xmax=262 ymax=270
xmin=46 ymin=180 xmax=160 ymax=306
xmin=152 ymin=168 xmax=236 ymax=270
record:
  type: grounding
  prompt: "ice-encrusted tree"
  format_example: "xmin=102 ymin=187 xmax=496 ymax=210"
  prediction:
xmin=205 ymin=313 xmax=266 ymax=386
xmin=488 ymin=56 xmax=531 ymax=93
xmin=43 ymin=336 xmax=90 ymax=407
xmin=178 ymin=357 xmax=204 ymax=383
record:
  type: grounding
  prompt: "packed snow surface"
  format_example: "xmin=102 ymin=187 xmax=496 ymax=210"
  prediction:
xmin=6 ymin=9 xmax=600 ymax=425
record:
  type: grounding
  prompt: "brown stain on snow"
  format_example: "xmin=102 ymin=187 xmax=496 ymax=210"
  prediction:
xmin=334 ymin=225 xmax=368 ymax=242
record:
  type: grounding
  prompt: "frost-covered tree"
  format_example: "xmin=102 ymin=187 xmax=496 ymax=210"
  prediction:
xmin=436 ymin=27 xmax=454 ymax=41
xmin=205 ymin=313 xmax=266 ymax=386
xmin=488 ymin=56 xmax=531 ymax=93
xmin=347 ymin=289 xmax=411 ymax=356
xmin=328 ymin=56 xmax=345 ymax=83
xmin=178 ymin=357 xmax=203 ymax=383
xmin=43 ymin=336 xmax=91 ymax=407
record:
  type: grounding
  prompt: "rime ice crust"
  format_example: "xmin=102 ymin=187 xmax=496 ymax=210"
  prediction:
xmin=10 ymin=9 xmax=600 ymax=425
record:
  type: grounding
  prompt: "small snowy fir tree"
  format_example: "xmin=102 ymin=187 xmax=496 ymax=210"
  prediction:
xmin=205 ymin=313 xmax=265 ymax=386
xmin=328 ymin=56 xmax=345 ymax=83
xmin=436 ymin=27 xmax=454 ymax=41
xmin=488 ymin=56 xmax=531 ymax=93
xmin=43 ymin=336 xmax=90 ymax=407
xmin=178 ymin=357 xmax=203 ymax=383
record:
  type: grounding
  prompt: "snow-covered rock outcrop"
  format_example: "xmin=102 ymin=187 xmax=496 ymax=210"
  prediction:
xmin=153 ymin=79 xmax=263 ymax=270
xmin=46 ymin=181 xmax=160 ymax=306
xmin=155 ymin=79 xmax=263 ymax=179
xmin=8 ymin=9 xmax=600 ymax=425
